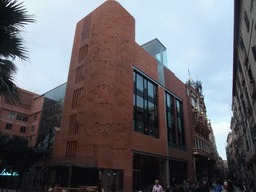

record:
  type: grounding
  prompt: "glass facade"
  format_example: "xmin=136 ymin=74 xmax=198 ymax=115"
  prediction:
xmin=141 ymin=38 xmax=167 ymax=86
xmin=133 ymin=71 xmax=158 ymax=138
xmin=36 ymin=83 xmax=66 ymax=147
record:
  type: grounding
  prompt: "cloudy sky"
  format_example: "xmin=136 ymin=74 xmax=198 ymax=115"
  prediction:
xmin=14 ymin=0 xmax=234 ymax=159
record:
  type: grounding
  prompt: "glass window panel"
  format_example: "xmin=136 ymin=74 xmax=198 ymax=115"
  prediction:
xmin=137 ymin=96 xmax=143 ymax=109
xmin=167 ymin=94 xmax=170 ymax=108
xmin=133 ymin=71 xmax=158 ymax=138
xmin=178 ymin=118 xmax=182 ymax=131
xmin=136 ymin=74 xmax=143 ymax=92
xmin=148 ymin=102 xmax=154 ymax=111
xmin=144 ymin=79 xmax=147 ymax=89
xmin=144 ymin=99 xmax=148 ymax=110
xmin=148 ymin=82 xmax=154 ymax=98
xmin=136 ymin=121 xmax=144 ymax=133
xmin=167 ymin=112 xmax=172 ymax=128
xmin=176 ymin=100 xmax=180 ymax=113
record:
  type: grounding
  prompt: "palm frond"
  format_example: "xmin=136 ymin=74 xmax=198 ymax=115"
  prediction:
xmin=0 ymin=0 xmax=35 ymax=30
xmin=0 ymin=0 xmax=35 ymax=60
xmin=0 ymin=58 xmax=20 ymax=106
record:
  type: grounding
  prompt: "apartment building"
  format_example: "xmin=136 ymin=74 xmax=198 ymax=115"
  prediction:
xmin=0 ymin=89 xmax=43 ymax=147
xmin=229 ymin=0 xmax=256 ymax=182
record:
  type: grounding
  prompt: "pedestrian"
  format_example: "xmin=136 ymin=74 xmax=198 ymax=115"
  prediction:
xmin=213 ymin=181 xmax=222 ymax=192
xmin=185 ymin=182 xmax=193 ymax=192
xmin=224 ymin=180 xmax=228 ymax=190
xmin=173 ymin=184 xmax=185 ymax=192
xmin=195 ymin=182 xmax=203 ymax=192
xmin=227 ymin=179 xmax=234 ymax=192
xmin=47 ymin=184 xmax=53 ymax=192
xmin=165 ymin=184 xmax=172 ymax=192
xmin=249 ymin=178 xmax=254 ymax=192
xmin=202 ymin=181 xmax=209 ymax=192
xmin=153 ymin=180 xmax=163 ymax=192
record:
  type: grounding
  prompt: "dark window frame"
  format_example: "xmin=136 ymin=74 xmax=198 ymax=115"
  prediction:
xmin=133 ymin=71 xmax=159 ymax=138
xmin=31 ymin=126 xmax=35 ymax=132
xmin=9 ymin=113 xmax=15 ymax=119
xmin=16 ymin=114 xmax=22 ymax=121
xmin=22 ymin=116 xmax=28 ymax=122
xmin=20 ymin=126 xmax=26 ymax=133
xmin=5 ymin=123 xmax=13 ymax=130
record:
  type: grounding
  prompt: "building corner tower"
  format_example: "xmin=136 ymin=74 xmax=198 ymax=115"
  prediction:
xmin=52 ymin=1 xmax=135 ymax=190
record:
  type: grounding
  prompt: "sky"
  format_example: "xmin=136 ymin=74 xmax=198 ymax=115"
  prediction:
xmin=14 ymin=0 xmax=234 ymax=160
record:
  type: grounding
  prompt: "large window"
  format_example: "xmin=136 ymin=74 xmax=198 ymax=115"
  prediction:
xmin=176 ymin=100 xmax=186 ymax=150
xmin=166 ymin=93 xmax=176 ymax=147
xmin=165 ymin=93 xmax=186 ymax=150
xmin=133 ymin=71 xmax=158 ymax=138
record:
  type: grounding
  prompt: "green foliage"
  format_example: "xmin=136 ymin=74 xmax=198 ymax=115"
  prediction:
xmin=0 ymin=0 xmax=35 ymax=106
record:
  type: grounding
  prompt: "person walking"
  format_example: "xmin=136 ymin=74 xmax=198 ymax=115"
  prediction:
xmin=173 ymin=184 xmax=185 ymax=192
xmin=153 ymin=180 xmax=163 ymax=192
xmin=213 ymin=181 xmax=222 ymax=192
xmin=165 ymin=184 xmax=172 ymax=192
xmin=203 ymin=181 xmax=209 ymax=192
xmin=185 ymin=182 xmax=194 ymax=192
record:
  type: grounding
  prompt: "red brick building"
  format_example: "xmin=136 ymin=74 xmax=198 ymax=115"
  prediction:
xmin=50 ymin=1 xmax=195 ymax=191
xmin=0 ymin=89 xmax=43 ymax=147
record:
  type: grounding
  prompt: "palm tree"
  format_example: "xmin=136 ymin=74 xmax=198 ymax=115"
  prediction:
xmin=0 ymin=0 xmax=35 ymax=105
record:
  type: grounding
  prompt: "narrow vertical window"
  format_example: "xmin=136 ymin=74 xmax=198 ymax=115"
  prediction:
xmin=166 ymin=93 xmax=176 ymax=147
xmin=71 ymin=87 xmax=83 ymax=109
xmin=68 ymin=114 xmax=78 ymax=135
xmin=176 ymin=100 xmax=186 ymax=150
xmin=133 ymin=71 xmax=158 ymax=138
xmin=66 ymin=140 xmax=77 ymax=157
xmin=78 ymin=44 xmax=88 ymax=62
xmin=75 ymin=65 xmax=84 ymax=84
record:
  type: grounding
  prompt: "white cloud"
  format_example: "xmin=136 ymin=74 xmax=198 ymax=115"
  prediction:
xmin=212 ymin=122 xmax=231 ymax=135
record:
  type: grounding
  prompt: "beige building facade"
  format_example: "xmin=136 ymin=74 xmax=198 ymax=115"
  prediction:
xmin=229 ymin=0 xmax=256 ymax=182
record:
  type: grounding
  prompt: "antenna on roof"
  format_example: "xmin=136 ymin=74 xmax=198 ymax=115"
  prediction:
xmin=187 ymin=64 xmax=190 ymax=77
